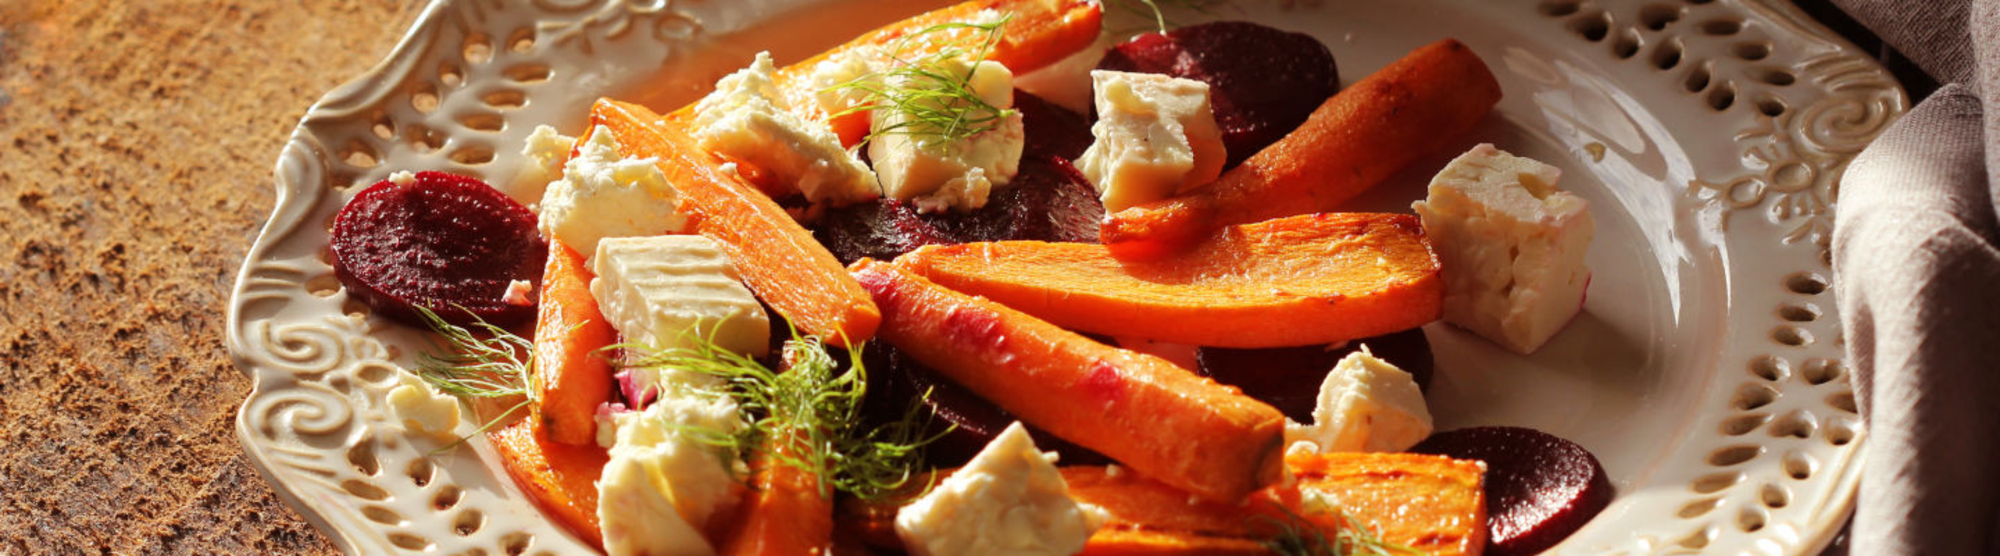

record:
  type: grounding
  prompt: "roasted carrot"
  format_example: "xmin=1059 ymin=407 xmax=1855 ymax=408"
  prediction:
xmin=850 ymin=259 xmax=1286 ymax=502
xmin=1283 ymin=452 xmax=1489 ymax=556
xmin=664 ymin=0 xmax=1103 ymax=134
xmin=591 ymin=99 xmax=880 ymax=347
xmin=838 ymin=453 xmax=1487 ymax=556
xmin=715 ymin=438 xmax=834 ymax=556
xmin=531 ymin=239 xmax=617 ymax=446
xmin=1100 ymin=39 xmax=1502 ymax=258
xmin=489 ymin=419 xmax=610 ymax=549
xmin=896 ymin=212 xmax=1442 ymax=348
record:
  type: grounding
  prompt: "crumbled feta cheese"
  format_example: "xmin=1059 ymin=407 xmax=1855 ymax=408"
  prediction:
xmin=1411 ymin=144 xmax=1594 ymax=354
xmin=807 ymin=44 xmax=886 ymax=118
xmin=895 ymin=422 xmax=1103 ymax=556
xmin=1077 ymin=70 xmax=1226 ymax=212
xmin=597 ymin=394 xmax=744 ymax=556
xmin=867 ymin=57 xmax=1025 ymax=213
xmin=537 ymin=125 xmax=688 ymax=256
xmin=694 ymin=51 xmax=880 ymax=206
xmin=512 ymin=124 xmax=576 ymax=208
xmin=387 ymin=170 xmax=416 ymax=186
xmin=385 ymin=368 xmax=460 ymax=442
xmin=1285 ymin=347 xmax=1432 ymax=453
xmin=590 ymin=236 xmax=770 ymax=396
xmin=501 ymin=279 xmax=533 ymax=306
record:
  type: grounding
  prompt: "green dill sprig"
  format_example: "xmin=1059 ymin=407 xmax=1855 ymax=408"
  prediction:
xmin=827 ymin=16 xmax=1019 ymax=149
xmin=1258 ymin=499 xmax=1422 ymax=556
xmin=410 ymin=306 xmax=539 ymax=449
xmin=623 ymin=326 xmax=943 ymax=501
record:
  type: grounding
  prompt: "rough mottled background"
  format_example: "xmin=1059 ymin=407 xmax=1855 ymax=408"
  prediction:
xmin=0 ymin=1 xmax=420 ymax=552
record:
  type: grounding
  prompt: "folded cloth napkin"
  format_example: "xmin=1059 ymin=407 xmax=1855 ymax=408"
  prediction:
xmin=1830 ymin=0 xmax=2000 ymax=554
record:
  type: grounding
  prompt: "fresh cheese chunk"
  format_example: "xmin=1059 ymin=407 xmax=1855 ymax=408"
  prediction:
xmin=597 ymin=394 xmax=744 ymax=556
xmin=590 ymin=236 xmax=770 ymax=396
xmin=694 ymin=51 xmax=880 ymax=206
xmin=537 ymin=125 xmax=688 ymax=256
xmin=1077 ymin=70 xmax=1226 ymax=212
xmin=807 ymin=44 xmax=886 ymax=118
xmin=385 ymin=368 xmax=461 ymax=443
xmin=511 ymin=124 xmax=576 ymax=208
xmin=1286 ymin=347 xmax=1433 ymax=454
xmin=1412 ymin=144 xmax=1594 ymax=354
xmin=867 ymin=57 xmax=1025 ymax=213
xmin=895 ymin=422 xmax=1104 ymax=556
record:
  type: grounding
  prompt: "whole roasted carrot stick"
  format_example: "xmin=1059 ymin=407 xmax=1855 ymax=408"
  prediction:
xmin=850 ymin=259 xmax=1287 ymax=502
xmin=591 ymin=99 xmax=881 ymax=347
xmin=1100 ymin=39 xmax=1501 ymax=258
xmin=897 ymin=213 xmax=1442 ymax=348
xmin=532 ymin=239 xmax=617 ymax=446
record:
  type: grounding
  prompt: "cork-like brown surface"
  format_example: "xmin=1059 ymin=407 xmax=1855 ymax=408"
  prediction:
xmin=0 ymin=1 xmax=422 ymax=552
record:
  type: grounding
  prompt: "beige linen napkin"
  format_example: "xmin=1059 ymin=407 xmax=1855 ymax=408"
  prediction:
xmin=1830 ymin=0 xmax=2000 ymax=554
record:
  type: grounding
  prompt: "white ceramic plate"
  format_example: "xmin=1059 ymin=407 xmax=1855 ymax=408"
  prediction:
xmin=228 ymin=0 xmax=1901 ymax=554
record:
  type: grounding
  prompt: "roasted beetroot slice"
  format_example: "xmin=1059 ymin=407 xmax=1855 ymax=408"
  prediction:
xmin=1194 ymin=328 xmax=1432 ymax=422
xmin=1097 ymin=21 xmax=1339 ymax=168
xmin=933 ymin=155 xmax=1104 ymax=245
xmin=1411 ymin=427 xmax=1613 ymax=556
xmin=860 ymin=344 xmax=1110 ymax=468
xmin=331 ymin=171 xmax=546 ymax=327
xmin=1016 ymin=90 xmax=1095 ymax=161
xmin=814 ymin=199 xmax=956 ymax=265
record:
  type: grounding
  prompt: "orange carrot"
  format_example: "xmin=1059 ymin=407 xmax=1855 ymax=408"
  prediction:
xmin=664 ymin=0 xmax=1104 ymax=136
xmin=896 ymin=212 xmax=1442 ymax=348
xmin=1070 ymin=453 xmax=1487 ymax=555
xmin=591 ymin=99 xmax=881 ymax=347
xmin=489 ymin=419 xmax=611 ymax=549
xmin=837 ymin=453 xmax=1487 ymax=556
xmin=532 ymin=239 xmax=617 ymax=446
xmin=850 ymin=259 xmax=1286 ymax=502
xmin=715 ymin=438 xmax=834 ymax=555
xmin=1100 ymin=39 xmax=1502 ymax=258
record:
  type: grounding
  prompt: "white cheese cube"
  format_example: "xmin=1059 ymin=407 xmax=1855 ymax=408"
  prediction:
xmin=1411 ymin=144 xmax=1594 ymax=354
xmin=597 ymin=394 xmax=744 ymax=556
xmin=385 ymin=368 xmax=461 ymax=443
xmin=590 ymin=235 xmax=770 ymax=396
xmin=537 ymin=125 xmax=689 ymax=256
xmin=1285 ymin=347 xmax=1433 ymax=453
xmin=694 ymin=51 xmax=880 ymax=206
xmin=867 ymin=57 xmax=1025 ymax=213
xmin=510 ymin=124 xmax=576 ymax=208
xmin=895 ymin=422 xmax=1104 ymax=556
xmin=1077 ymin=70 xmax=1226 ymax=213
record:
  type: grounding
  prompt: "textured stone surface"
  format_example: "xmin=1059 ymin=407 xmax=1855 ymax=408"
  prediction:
xmin=0 ymin=0 xmax=421 ymax=552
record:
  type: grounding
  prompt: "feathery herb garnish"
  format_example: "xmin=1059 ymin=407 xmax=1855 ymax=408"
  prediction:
xmin=624 ymin=326 xmax=943 ymax=501
xmin=827 ymin=16 xmax=1018 ymax=148
xmin=410 ymin=306 xmax=539 ymax=449
xmin=1259 ymin=494 xmax=1422 ymax=556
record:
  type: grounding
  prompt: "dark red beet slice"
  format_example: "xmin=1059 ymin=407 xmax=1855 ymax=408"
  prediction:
xmin=932 ymin=154 xmax=1103 ymax=245
xmin=1411 ymin=427 xmax=1613 ymax=556
xmin=1195 ymin=328 xmax=1432 ymax=423
xmin=1016 ymin=91 xmax=1095 ymax=161
xmin=814 ymin=199 xmax=956 ymax=266
xmin=814 ymin=155 xmax=1104 ymax=265
xmin=1097 ymin=21 xmax=1339 ymax=168
xmin=860 ymin=343 xmax=1110 ymax=468
xmin=331 ymin=171 xmax=547 ymax=327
